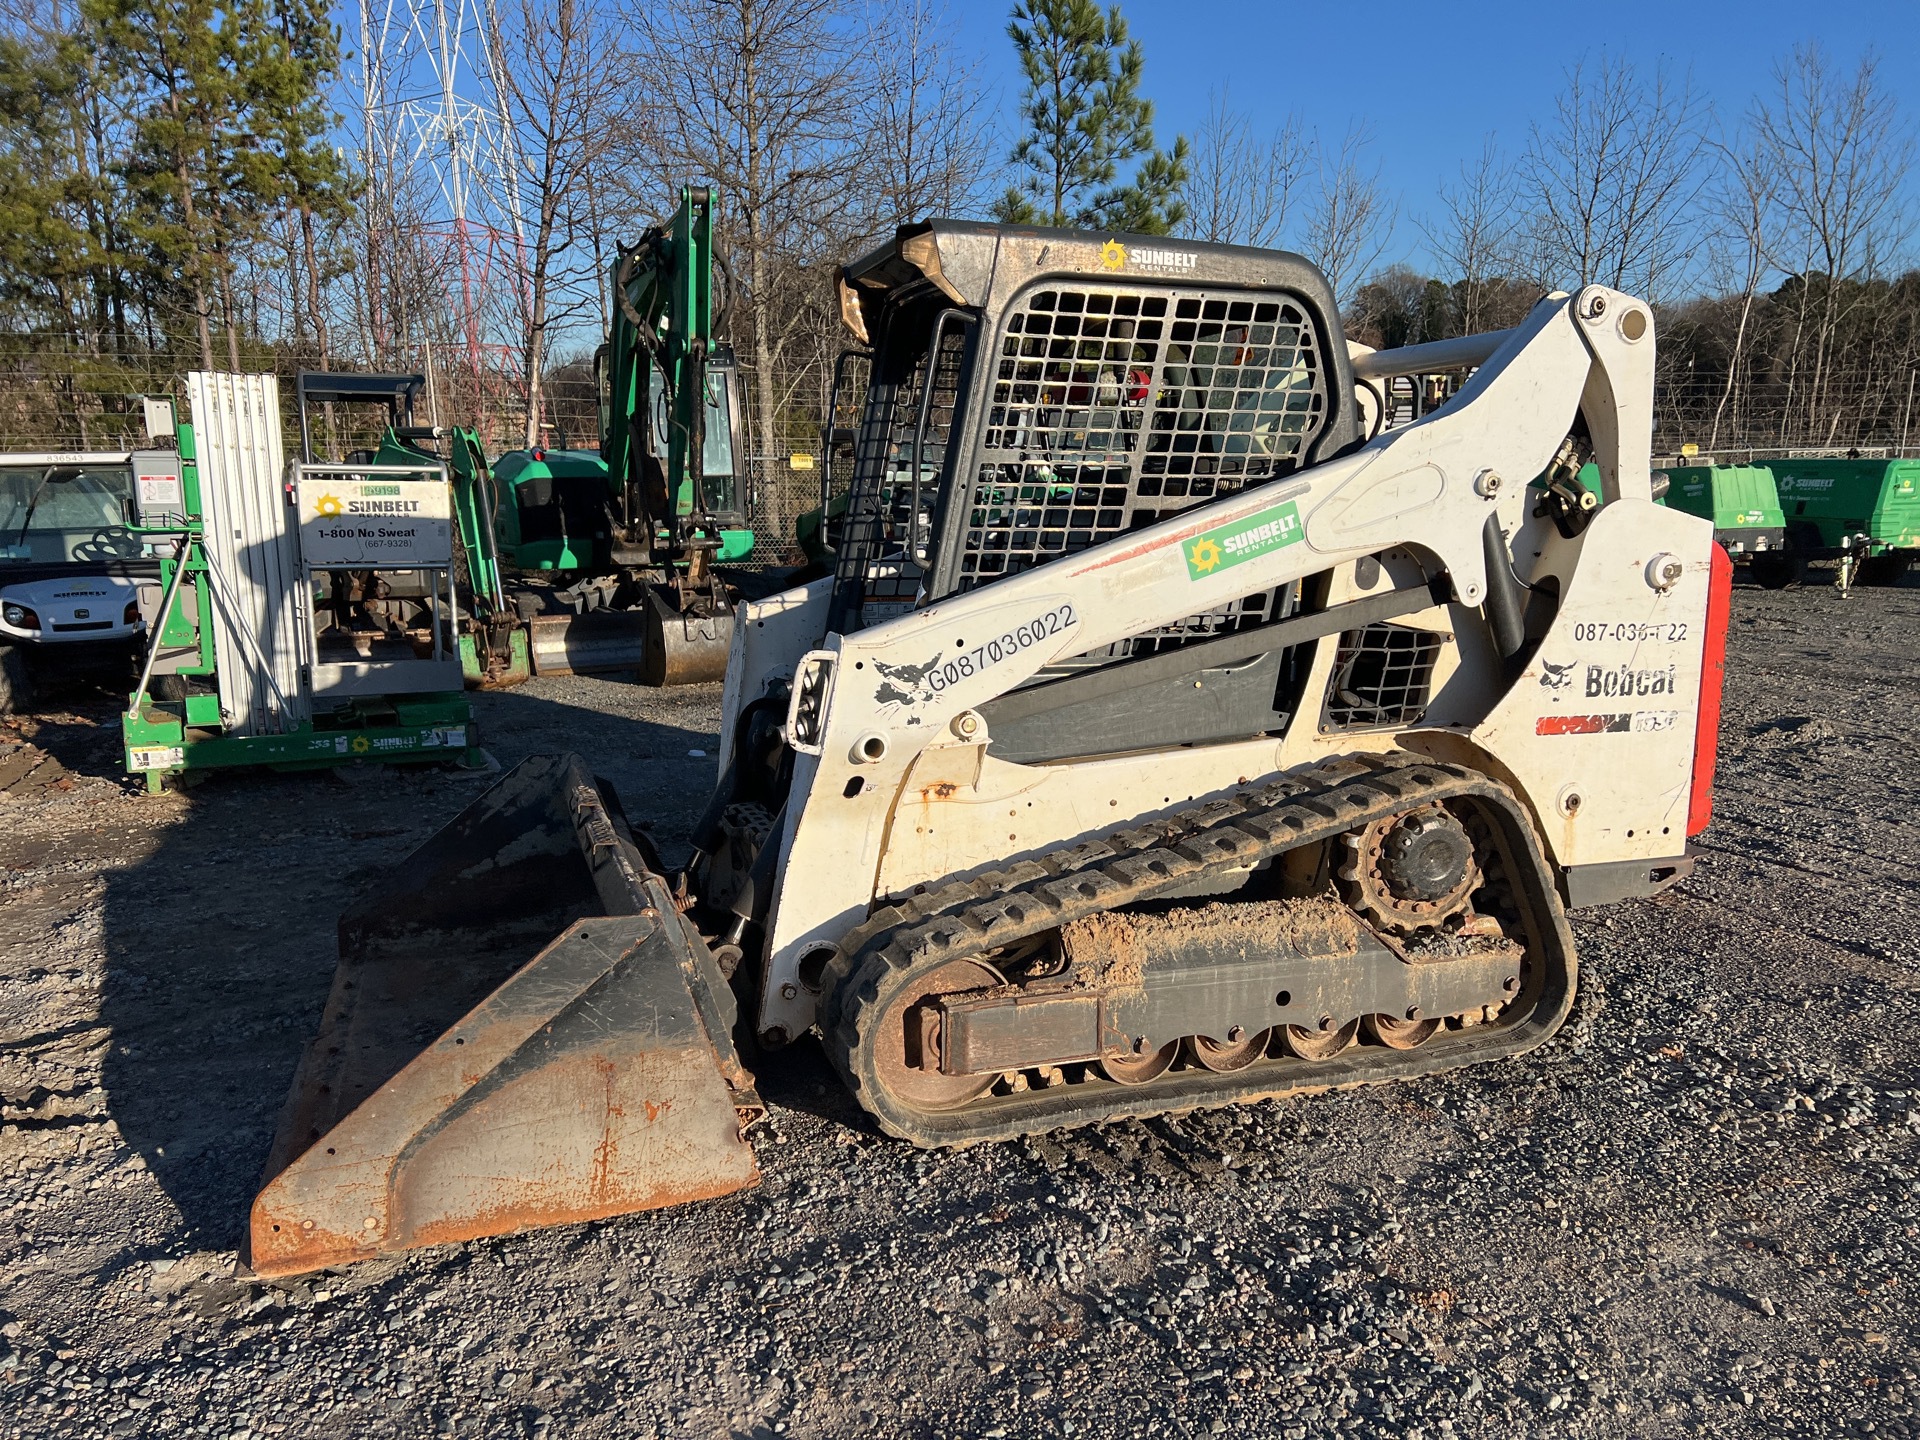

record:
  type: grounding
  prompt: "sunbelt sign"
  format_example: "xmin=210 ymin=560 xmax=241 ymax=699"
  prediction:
xmin=297 ymin=477 xmax=453 ymax=568
xmin=1183 ymin=499 xmax=1305 ymax=580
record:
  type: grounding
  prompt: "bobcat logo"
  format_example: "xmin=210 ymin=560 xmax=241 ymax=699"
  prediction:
xmin=1539 ymin=659 xmax=1576 ymax=693
xmin=872 ymin=654 xmax=943 ymax=722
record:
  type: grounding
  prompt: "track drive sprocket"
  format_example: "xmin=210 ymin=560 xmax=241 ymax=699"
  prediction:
xmin=1337 ymin=803 xmax=1480 ymax=934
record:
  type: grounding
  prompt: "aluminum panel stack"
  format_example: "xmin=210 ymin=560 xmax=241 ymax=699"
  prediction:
xmin=187 ymin=372 xmax=309 ymax=734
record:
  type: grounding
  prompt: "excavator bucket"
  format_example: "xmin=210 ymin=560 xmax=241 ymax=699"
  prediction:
xmin=640 ymin=587 xmax=731 ymax=687
xmin=247 ymin=753 xmax=760 ymax=1278
xmin=523 ymin=589 xmax=731 ymax=685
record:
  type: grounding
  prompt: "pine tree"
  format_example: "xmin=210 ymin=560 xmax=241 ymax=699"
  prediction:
xmin=993 ymin=0 xmax=1189 ymax=235
xmin=0 ymin=18 xmax=138 ymax=349
xmin=87 ymin=0 xmax=240 ymax=367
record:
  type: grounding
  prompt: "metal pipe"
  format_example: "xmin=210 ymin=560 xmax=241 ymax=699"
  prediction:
xmin=126 ymin=535 xmax=193 ymax=719
xmin=1350 ymin=327 xmax=1520 ymax=381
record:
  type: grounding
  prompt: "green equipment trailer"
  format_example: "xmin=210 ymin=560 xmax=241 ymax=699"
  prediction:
xmin=120 ymin=375 xmax=483 ymax=792
xmin=1658 ymin=464 xmax=1788 ymax=560
xmin=1761 ymin=458 xmax=1920 ymax=588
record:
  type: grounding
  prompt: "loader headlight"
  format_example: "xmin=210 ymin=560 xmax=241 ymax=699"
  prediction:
xmin=3 ymin=602 xmax=37 ymax=630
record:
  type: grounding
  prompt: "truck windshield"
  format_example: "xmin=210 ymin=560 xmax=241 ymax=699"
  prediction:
xmin=0 ymin=463 xmax=140 ymax=563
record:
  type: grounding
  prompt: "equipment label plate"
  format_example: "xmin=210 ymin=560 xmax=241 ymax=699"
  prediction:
xmin=129 ymin=745 xmax=185 ymax=770
xmin=297 ymin=478 xmax=453 ymax=567
xmin=1183 ymin=500 xmax=1304 ymax=579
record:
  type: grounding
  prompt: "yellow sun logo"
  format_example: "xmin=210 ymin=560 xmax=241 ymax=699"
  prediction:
xmin=1188 ymin=537 xmax=1222 ymax=573
xmin=350 ymin=735 xmax=370 ymax=754
xmin=315 ymin=493 xmax=345 ymax=518
xmin=1099 ymin=239 xmax=1127 ymax=272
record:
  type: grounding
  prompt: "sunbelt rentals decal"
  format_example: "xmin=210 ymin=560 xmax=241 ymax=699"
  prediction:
xmin=311 ymin=482 xmax=425 ymax=519
xmin=1184 ymin=500 xmax=1305 ymax=579
xmin=1099 ymin=239 xmax=1198 ymax=274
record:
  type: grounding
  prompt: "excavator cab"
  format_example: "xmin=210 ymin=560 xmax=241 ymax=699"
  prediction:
xmin=251 ymin=223 xmax=1728 ymax=1275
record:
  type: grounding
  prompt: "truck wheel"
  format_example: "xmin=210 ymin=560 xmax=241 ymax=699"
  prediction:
xmin=1856 ymin=552 xmax=1913 ymax=588
xmin=1748 ymin=552 xmax=1798 ymax=590
xmin=0 ymin=645 xmax=33 ymax=717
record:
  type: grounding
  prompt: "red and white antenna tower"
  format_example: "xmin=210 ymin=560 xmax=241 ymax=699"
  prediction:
xmin=354 ymin=0 xmax=529 ymax=439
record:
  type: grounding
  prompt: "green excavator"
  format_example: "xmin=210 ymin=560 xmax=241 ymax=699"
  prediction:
xmin=309 ymin=189 xmax=756 ymax=688
xmin=490 ymin=185 xmax=756 ymax=685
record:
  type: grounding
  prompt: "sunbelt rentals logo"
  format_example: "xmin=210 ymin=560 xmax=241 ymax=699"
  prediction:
xmin=1183 ymin=499 xmax=1305 ymax=579
xmin=314 ymin=492 xmax=345 ymax=518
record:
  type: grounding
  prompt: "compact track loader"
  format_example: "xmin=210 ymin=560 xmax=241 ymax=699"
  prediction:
xmin=248 ymin=223 xmax=1730 ymax=1276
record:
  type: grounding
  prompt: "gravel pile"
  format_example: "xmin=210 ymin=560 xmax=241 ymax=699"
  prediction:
xmin=0 ymin=577 xmax=1915 ymax=1439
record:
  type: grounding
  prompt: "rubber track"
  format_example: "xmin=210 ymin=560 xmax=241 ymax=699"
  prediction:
xmin=822 ymin=754 xmax=1578 ymax=1146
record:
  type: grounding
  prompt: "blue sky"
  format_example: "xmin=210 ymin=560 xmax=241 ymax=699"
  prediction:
xmin=947 ymin=0 xmax=1917 ymax=274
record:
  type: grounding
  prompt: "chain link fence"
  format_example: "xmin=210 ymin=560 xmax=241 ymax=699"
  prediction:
xmin=4 ymin=341 xmax=1913 ymax=572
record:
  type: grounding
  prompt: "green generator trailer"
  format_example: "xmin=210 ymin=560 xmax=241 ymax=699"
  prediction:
xmin=1762 ymin=458 xmax=1920 ymax=587
xmin=1659 ymin=465 xmax=1788 ymax=559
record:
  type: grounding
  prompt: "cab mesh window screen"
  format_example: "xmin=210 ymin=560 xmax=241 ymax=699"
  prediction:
xmin=833 ymin=317 xmax=969 ymax=597
xmin=1323 ymin=623 xmax=1443 ymax=729
xmin=958 ymin=284 xmax=1326 ymax=592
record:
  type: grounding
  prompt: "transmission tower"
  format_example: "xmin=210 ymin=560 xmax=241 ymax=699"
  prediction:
xmin=354 ymin=0 xmax=530 ymax=437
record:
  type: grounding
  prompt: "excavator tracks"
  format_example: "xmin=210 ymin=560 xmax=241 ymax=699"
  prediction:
xmin=823 ymin=755 xmax=1577 ymax=1146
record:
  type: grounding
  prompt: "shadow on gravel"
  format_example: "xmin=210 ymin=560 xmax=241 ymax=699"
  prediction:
xmin=5 ymin=691 xmax=133 ymax=784
xmin=94 ymin=683 xmax=720 ymax=1256
xmin=742 ymin=1034 xmax=871 ymax=1131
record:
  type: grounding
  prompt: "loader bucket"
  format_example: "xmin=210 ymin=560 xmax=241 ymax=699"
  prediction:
xmin=247 ymin=753 xmax=760 ymax=1278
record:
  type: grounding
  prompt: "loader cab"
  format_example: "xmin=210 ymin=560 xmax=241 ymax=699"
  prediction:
xmin=830 ymin=223 xmax=1359 ymax=637
xmin=825 ymin=224 xmax=1362 ymax=757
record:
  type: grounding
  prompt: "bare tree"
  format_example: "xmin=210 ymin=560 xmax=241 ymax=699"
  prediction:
xmin=1522 ymin=54 xmax=1707 ymax=300
xmin=494 ymin=0 xmax=624 ymax=447
xmin=1756 ymin=45 xmax=1912 ymax=443
xmin=859 ymin=0 xmax=995 ymax=230
xmin=1425 ymin=138 xmax=1521 ymax=334
xmin=1701 ymin=128 xmax=1778 ymax=449
xmin=629 ymin=0 xmax=867 ymax=468
xmin=1303 ymin=126 xmax=1396 ymax=307
xmin=1179 ymin=88 xmax=1306 ymax=249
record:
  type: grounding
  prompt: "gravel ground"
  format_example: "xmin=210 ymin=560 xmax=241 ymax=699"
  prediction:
xmin=1 ymin=576 xmax=1917 ymax=1440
